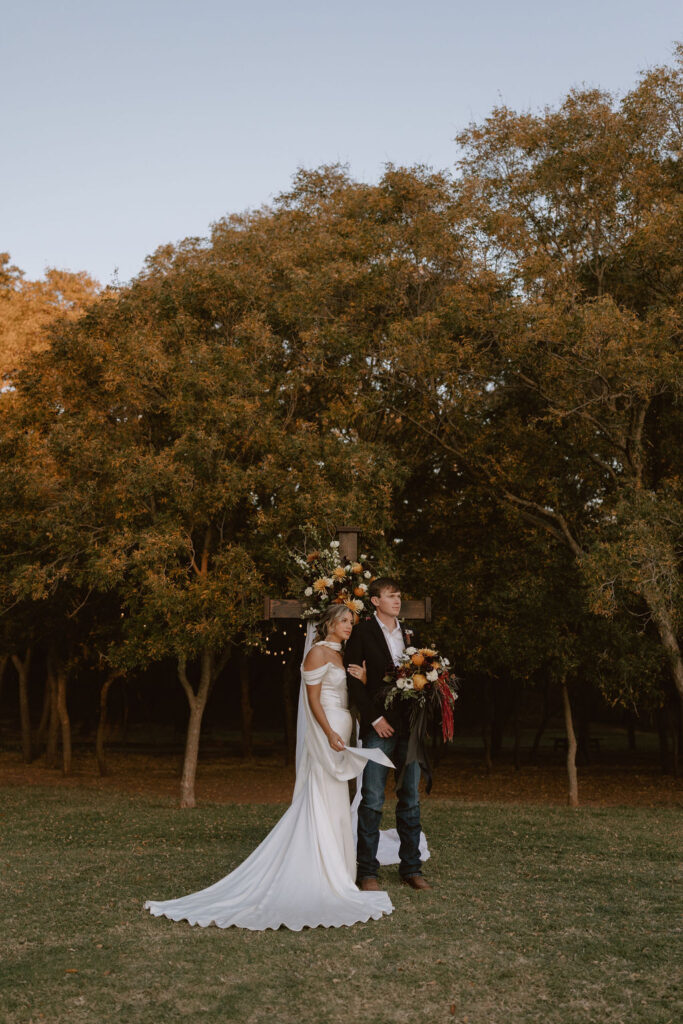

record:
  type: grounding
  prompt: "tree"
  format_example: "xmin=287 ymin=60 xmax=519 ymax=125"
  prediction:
xmin=368 ymin=54 xmax=683 ymax=714
xmin=7 ymin=226 xmax=396 ymax=805
xmin=0 ymin=253 xmax=100 ymax=382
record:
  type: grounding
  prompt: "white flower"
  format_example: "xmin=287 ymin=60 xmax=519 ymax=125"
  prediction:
xmin=330 ymin=540 xmax=340 ymax=548
xmin=404 ymin=680 xmax=414 ymax=690
xmin=405 ymin=646 xmax=417 ymax=655
xmin=426 ymin=669 xmax=438 ymax=682
xmin=304 ymin=587 xmax=313 ymax=597
xmin=443 ymin=658 xmax=450 ymax=667
xmin=363 ymin=570 xmax=371 ymax=578
xmin=397 ymin=680 xmax=407 ymax=690
xmin=324 ymin=577 xmax=334 ymax=587
xmin=353 ymin=599 xmax=364 ymax=613
xmin=345 ymin=563 xmax=351 ymax=571
xmin=360 ymin=553 xmax=368 ymax=560
xmin=357 ymin=583 xmax=367 ymax=593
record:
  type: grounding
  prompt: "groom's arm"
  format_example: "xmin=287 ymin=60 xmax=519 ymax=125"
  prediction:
xmin=345 ymin=627 xmax=376 ymax=725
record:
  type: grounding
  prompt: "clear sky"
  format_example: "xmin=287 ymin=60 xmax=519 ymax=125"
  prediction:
xmin=2 ymin=1 xmax=681 ymax=285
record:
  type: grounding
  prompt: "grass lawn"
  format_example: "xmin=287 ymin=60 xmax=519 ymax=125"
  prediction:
xmin=0 ymin=788 xmax=679 ymax=1024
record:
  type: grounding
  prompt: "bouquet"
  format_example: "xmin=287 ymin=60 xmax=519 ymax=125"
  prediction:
xmin=383 ymin=645 xmax=457 ymax=794
xmin=384 ymin=646 xmax=458 ymax=743
xmin=291 ymin=539 xmax=376 ymax=621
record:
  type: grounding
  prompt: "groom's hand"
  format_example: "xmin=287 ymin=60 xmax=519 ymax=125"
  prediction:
xmin=373 ymin=717 xmax=394 ymax=738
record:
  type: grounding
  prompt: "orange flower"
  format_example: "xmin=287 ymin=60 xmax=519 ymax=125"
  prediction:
xmin=333 ymin=566 xmax=347 ymax=579
xmin=351 ymin=562 xmax=363 ymax=574
xmin=353 ymin=586 xmax=365 ymax=597
xmin=412 ymin=673 xmax=428 ymax=691
xmin=420 ymin=648 xmax=437 ymax=657
xmin=343 ymin=599 xmax=360 ymax=624
xmin=306 ymin=551 xmax=320 ymax=563
xmin=313 ymin=578 xmax=328 ymax=591
xmin=411 ymin=653 xmax=425 ymax=666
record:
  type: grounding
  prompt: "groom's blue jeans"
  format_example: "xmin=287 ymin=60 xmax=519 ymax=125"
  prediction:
xmin=357 ymin=729 xmax=422 ymax=880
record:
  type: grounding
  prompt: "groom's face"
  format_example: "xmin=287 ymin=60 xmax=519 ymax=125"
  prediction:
xmin=372 ymin=587 xmax=401 ymax=618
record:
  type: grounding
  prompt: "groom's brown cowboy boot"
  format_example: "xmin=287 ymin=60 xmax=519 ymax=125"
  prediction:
xmin=401 ymin=874 xmax=433 ymax=890
xmin=358 ymin=877 xmax=381 ymax=891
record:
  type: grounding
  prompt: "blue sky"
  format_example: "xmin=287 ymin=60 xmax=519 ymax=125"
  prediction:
xmin=2 ymin=1 xmax=681 ymax=285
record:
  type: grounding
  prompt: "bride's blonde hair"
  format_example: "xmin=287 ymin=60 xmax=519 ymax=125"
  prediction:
xmin=314 ymin=604 xmax=353 ymax=643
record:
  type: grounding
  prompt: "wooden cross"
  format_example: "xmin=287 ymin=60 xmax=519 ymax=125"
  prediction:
xmin=263 ymin=526 xmax=432 ymax=622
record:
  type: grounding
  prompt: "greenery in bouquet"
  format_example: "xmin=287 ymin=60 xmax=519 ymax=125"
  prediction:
xmin=291 ymin=538 xmax=377 ymax=621
xmin=384 ymin=646 xmax=458 ymax=742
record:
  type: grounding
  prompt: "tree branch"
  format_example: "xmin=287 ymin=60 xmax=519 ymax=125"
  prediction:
xmin=177 ymin=654 xmax=196 ymax=707
xmin=501 ymin=491 xmax=585 ymax=559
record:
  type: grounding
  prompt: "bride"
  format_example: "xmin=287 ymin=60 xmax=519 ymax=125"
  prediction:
xmin=144 ymin=604 xmax=395 ymax=930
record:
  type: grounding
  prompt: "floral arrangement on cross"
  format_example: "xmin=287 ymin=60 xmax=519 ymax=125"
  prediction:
xmin=291 ymin=539 xmax=376 ymax=622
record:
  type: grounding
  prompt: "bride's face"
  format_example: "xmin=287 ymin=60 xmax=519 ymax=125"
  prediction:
xmin=328 ymin=610 xmax=354 ymax=643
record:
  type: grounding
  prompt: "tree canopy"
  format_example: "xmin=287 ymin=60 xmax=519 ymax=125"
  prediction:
xmin=1 ymin=47 xmax=681 ymax=802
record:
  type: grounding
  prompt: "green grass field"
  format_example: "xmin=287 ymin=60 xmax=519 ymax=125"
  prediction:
xmin=1 ymin=787 xmax=680 ymax=1024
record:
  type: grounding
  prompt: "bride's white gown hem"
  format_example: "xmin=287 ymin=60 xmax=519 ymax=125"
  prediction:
xmin=144 ymin=642 xmax=394 ymax=931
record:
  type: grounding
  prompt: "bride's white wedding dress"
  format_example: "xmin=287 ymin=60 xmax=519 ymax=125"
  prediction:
xmin=144 ymin=641 xmax=394 ymax=930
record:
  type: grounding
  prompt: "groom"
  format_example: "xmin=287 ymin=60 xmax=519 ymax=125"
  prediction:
xmin=345 ymin=577 xmax=432 ymax=891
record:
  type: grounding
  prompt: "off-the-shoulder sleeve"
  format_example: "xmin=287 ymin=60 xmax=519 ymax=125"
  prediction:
xmin=302 ymin=665 xmax=327 ymax=686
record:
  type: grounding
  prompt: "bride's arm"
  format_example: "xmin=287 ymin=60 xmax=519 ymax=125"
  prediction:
xmin=307 ymin=684 xmax=345 ymax=751
xmin=303 ymin=647 xmax=345 ymax=751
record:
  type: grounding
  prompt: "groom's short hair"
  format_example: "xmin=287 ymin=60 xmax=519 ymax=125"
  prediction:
xmin=369 ymin=576 xmax=401 ymax=600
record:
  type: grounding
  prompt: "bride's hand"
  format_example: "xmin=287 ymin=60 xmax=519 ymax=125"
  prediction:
xmin=348 ymin=660 xmax=367 ymax=686
xmin=327 ymin=731 xmax=345 ymax=751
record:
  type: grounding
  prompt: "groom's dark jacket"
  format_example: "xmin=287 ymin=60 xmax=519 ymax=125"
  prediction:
xmin=344 ymin=616 xmax=413 ymax=736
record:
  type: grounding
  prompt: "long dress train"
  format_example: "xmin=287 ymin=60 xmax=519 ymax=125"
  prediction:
xmin=144 ymin=644 xmax=394 ymax=930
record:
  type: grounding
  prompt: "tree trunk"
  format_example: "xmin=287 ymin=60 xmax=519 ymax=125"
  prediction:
xmin=577 ymin=702 xmax=592 ymax=766
xmin=56 ymin=665 xmax=71 ymax=775
xmin=12 ymin=649 xmax=32 ymax=763
xmin=561 ymin=677 xmax=579 ymax=808
xmin=121 ymin=684 xmax=129 ymax=745
xmin=643 ymin=586 xmax=683 ymax=715
xmin=481 ymin=678 xmax=493 ymax=772
xmin=282 ymin=654 xmax=298 ymax=766
xmin=512 ymin=680 xmax=521 ymax=771
xmin=491 ymin=678 xmax=505 ymax=759
xmin=0 ymin=655 xmax=7 ymax=743
xmin=626 ymin=711 xmax=637 ymax=752
xmin=239 ymin=652 xmax=254 ymax=762
xmin=36 ymin=669 xmax=52 ymax=748
xmin=672 ymin=712 xmax=680 ymax=778
xmin=45 ymin=662 xmax=59 ymax=768
xmin=96 ymin=673 xmax=120 ymax=777
xmin=178 ymin=650 xmax=213 ymax=809
xmin=530 ymin=678 xmax=551 ymax=762
xmin=655 ymin=706 xmax=671 ymax=773
xmin=0 ymin=654 xmax=8 ymax=703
